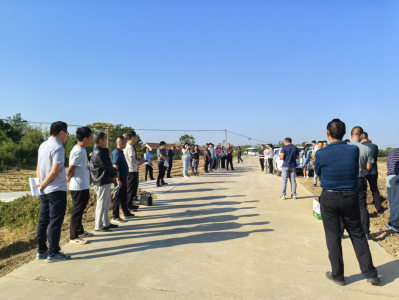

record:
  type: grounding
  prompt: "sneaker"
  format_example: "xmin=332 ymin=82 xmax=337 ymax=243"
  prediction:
xmin=292 ymin=195 xmax=297 ymax=199
xmin=36 ymin=250 xmax=48 ymax=260
xmin=112 ymin=217 xmax=125 ymax=223
xmin=123 ymin=213 xmax=135 ymax=219
xmin=280 ymin=195 xmax=286 ymax=200
xmin=79 ymin=232 xmax=94 ymax=238
xmin=95 ymin=227 xmax=112 ymax=232
xmin=69 ymin=237 xmax=87 ymax=245
xmin=184 ymin=176 xmax=189 ymax=178
xmin=46 ymin=252 xmax=72 ymax=263
xmin=367 ymin=277 xmax=380 ymax=285
xmin=386 ymin=223 xmax=399 ymax=233
xmin=107 ymin=224 xmax=119 ymax=229
xmin=325 ymin=271 xmax=345 ymax=286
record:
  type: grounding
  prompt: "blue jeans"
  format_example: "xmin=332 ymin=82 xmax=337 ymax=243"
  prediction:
xmin=387 ymin=174 xmax=399 ymax=227
xmin=209 ymin=158 xmax=213 ymax=170
xmin=183 ymin=157 xmax=190 ymax=176
xmin=37 ymin=191 xmax=67 ymax=257
xmin=281 ymin=167 xmax=297 ymax=196
xmin=216 ymin=156 xmax=221 ymax=169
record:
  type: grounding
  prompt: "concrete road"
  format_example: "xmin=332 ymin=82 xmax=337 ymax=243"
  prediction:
xmin=1 ymin=156 xmax=398 ymax=299
xmin=0 ymin=191 xmax=31 ymax=202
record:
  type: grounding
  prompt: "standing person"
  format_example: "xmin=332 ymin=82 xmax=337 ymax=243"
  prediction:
xmin=182 ymin=142 xmax=191 ymax=178
xmin=361 ymin=132 xmax=385 ymax=212
xmin=67 ymin=127 xmax=93 ymax=245
xmin=386 ymin=147 xmax=399 ymax=233
xmin=315 ymin=119 xmax=379 ymax=286
xmin=215 ymin=146 xmax=222 ymax=169
xmin=166 ymin=145 xmax=175 ymax=178
xmin=258 ymin=145 xmax=265 ymax=171
xmin=280 ymin=138 xmax=299 ymax=200
xmin=237 ymin=146 xmax=243 ymax=163
xmin=124 ymin=131 xmax=143 ymax=212
xmin=226 ymin=143 xmax=235 ymax=171
xmin=312 ymin=141 xmax=323 ymax=187
xmin=221 ymin=146 xmax=226 ymax=169
xmin=157 ymin=141 xmax=168 ymax=187
xmin=111 ymin=136 xmax=134 ymax=223
xmin=323 ymin=140 xmax=328 ymax=148
xmin=191 ymin=145 xmax=200 ymax=176
xmin=311 ymin=140 xmax=317 ymax=150
xmin=90 ymin=131 xmax=119 ymax=232
xmin=300 ymin=144 xmax=312 ymax=178
xmin=144 ymin=147 xmax=155 ymax=181
xmin=35 ymin=121 xmax=71 ymax=262
xmin=349 ymin=126 xmax=374 ymax=239
xmin=208 ymin=143 xmax=215 ymax=172
xmin=204 ymin=143 xmax=210 ymax=173
xmin=267 ymin=144 xmax=274 ymax=174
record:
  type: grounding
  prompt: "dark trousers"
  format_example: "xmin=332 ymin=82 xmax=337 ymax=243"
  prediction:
xmin=268 ymin=158 xmax=273 ymax=173
xmin=365 ymin=174 xmax=383 ymax=211
xmin=70 ymin=189 xmax=90 ymax=239
xmin=145 ymin=164 xmax=154 ymax=180
xmin=37 ymin=191 xmax=67 ymax=257
xmin=320 ymin=190 xmax=377 ymax=281
xmin=127 ymin=172 xmax=139 ymax=209
xmin=157 ymin=162 xmax=166 ymax=184
xmin=113 ymin=176 xmax=129 ymax=218
xmin=238 ymin=155 xmax=243 ymax=163
xmin=259 ymin=158 xmax=264 ymax=170
xmin=358 ymin=177 xmax=370 ymax=234
xmin=226 ymin=156 xmax=234 ymax=170
xmin=221 ymin=157 xmax=226 ymax=168
xmin=166 ymin=160 xmax=173 ymax=177
xmin=204 ymin=158 xmax=209 ymax=172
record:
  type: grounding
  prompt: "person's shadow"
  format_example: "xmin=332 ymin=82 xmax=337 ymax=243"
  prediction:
xmin=345 ymin=260 xmax=399 ymax=286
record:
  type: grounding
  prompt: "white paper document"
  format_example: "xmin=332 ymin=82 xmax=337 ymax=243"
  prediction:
xmin=164 ymin=161 xmax=169 ymax=168
xmin=29 ymin=178 xmax=41 ymax=197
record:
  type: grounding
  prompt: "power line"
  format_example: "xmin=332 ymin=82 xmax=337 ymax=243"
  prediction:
xmin=227 ymin=131 xmax=271 ymax=144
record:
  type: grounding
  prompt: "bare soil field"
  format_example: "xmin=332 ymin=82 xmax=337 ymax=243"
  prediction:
xmin=297 ymin=161 xmax=399 ymax=259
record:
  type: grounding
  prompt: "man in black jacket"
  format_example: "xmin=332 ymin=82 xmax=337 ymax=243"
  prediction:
xmin=89 ymin=131 xmax=120 ymax=232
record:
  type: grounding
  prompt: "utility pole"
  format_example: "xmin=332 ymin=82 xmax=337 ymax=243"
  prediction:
xmin=106 ymin=127 xmax=109 ymax=149
xmin=225 ymin=129 xmax=227 ymax=147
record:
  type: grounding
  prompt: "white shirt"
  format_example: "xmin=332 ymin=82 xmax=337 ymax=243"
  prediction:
xmin=123 ymin=143 xmax=139 ymax=172
xmin=69 ymin=145 xmax=90 ymax=190
xmin=209 ymin=148 xmax=215 ymax=158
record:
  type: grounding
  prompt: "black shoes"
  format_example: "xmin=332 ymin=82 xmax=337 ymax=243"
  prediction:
xmin=161 ymin=182 xmax=168 ymax=185
xmin=95 ymin=227 xmax=112 ymax=232
xmin=151 ymin=178 xmax=155 ymax=180
xmin=156 ymin=184 xmax=161 ymax=187
xmin=325 ymin=272 xmax=345 ymax=286
xmin=313 ymin=184 xmax=317 ymax=187
xmin=167 ymin=176 xmax=172 ymax=178
xmin=366 ymin=233 xmax=371 ymax=240
xmin=107 ymin=224 xmax=119 ymax=229
xmin=367 ymin=277 xmax=380 ymax=285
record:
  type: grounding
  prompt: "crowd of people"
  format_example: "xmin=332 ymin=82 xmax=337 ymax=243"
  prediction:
xmin=34 ymin=122 xmax=240 ymax=262
xmin=33 ymin=119 xmax=398 ymax=287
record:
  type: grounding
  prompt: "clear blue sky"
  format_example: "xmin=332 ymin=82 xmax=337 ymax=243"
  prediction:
xmin=1 ymin=0 xmax=398 ymax=147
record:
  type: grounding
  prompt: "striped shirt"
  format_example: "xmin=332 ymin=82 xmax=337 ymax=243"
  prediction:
xmin=315 ymin=141 xmax=359 ymax=190
xmin=387 ymin=148 xmax=399 ymax=175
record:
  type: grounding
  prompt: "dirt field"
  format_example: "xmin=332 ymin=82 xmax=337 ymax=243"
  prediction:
xmin=297 ymin=161 xmax=399 ymax=259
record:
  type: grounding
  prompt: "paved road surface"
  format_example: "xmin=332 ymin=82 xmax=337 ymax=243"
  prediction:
xmin=1 ymin=156 xmax=398 ymax=299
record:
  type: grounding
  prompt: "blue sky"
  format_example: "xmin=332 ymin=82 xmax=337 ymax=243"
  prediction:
xmin=1 ymin=0 xmax=398 ymax=147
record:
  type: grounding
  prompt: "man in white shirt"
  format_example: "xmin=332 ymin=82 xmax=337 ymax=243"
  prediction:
xmin=124 ymin=131 xmax=144 ymax=212
xmin=67 ymin=127 xmax=93 ymax=245
xmin=208 ymin=143 xmax=215 ymax=172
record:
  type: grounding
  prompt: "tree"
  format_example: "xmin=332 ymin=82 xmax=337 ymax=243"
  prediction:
xmin=179 ymin=134 xmax=196 ymax=147
xmin=86 ymin=122 xmax=143 ymax=156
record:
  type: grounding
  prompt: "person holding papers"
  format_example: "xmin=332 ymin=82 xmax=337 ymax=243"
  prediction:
xmin=67 ymin=127 xmax=93 ymax=245
xmin=35 ymin=121 xmax=71 ymax=262
xmin=157 ymin=141 xmax=168 ymax=187
xmin=144 ymin=147 xmax=155 ymax=181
